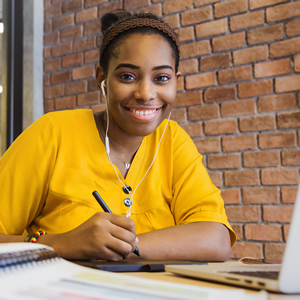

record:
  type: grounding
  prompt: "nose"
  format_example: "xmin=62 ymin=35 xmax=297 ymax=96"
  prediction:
xmin=134 ymin=79 xmax=156 ymax=102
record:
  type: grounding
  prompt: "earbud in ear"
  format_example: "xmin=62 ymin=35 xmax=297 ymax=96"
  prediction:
xmin=101 ymin=80 xmax=106 ymax=96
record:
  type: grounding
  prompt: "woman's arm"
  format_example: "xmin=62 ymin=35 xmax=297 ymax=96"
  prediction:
xmin=134 ymin=222 xmax=231 ymax=261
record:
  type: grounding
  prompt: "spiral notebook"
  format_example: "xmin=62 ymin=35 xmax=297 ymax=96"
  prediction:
xmin=0 ymin=243 xmax=267 ymax=300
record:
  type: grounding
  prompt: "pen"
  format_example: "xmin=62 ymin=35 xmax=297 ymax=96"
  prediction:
xmin=92 ymin=190 xmax=140 ymax=257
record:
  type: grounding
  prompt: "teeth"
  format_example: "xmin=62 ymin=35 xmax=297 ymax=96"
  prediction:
xmin=132 ymin=109 xmax=157 ymax=115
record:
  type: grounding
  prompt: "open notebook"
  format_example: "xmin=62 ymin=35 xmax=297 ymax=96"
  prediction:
xmin=166 ymin=183 xmax=300 ymax=293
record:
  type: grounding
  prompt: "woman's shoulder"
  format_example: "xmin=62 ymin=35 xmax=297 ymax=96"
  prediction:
xmin=43 ymin=109 xmax=92 ymax=122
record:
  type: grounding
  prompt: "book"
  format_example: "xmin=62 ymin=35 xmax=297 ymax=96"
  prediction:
xmin=0 ymin=243 xmax=269 ymax=300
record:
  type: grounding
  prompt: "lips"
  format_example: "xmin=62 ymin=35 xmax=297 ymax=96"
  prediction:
xmin=130 ymin=108 xmax=158 ymax=116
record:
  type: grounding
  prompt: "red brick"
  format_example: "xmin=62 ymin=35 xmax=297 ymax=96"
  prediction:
xmin=44 ymin=85 xmax=64 ymax=100
xmin=91 ymin=103 xmax=106 ymax=112
xmin=162 ymin=0 xmax=192 ymax=15
xmin=265 ymin=244 xmax=286 ymax=264
xmin=54 ymin=96 xmax=76 ymax=110
xmin=214 ymin=0 xmax=247 ymax=18
xmin=51 ymin=70 xmax=71 ymax=84
xmin=200 ymin=53 xmax=231 ymax=71
xmin=222 ymin=135 xmax=256 ymax=152
xmin=298 ymin=130 xmax=300 ymax=145
xmin=262 ymin=168 xmax=299 ymax=185
xmin=53 ymin=14 xmax=74 ymax=30
xmin=248 ymin=24 xmax=283 ymax=45
xmin=224 ymin=170 xmax=259 ymax=187
xmin=239 ymin=115 xmax=275 ymax=132
xmin=245 ymin=224 xmax=282 ymax=242
xmin=62 ymin=53 xmax=83 ymax=68
xmin=221 ymin=189 xmax=240 ymax=204
xmin=51 ymin=42 xmax=72 ymax=57
xmin=282 ymin=149 xmax=300 ymax=166
xmin=77 ymin=91 xmax=100 ymax=106
xmin=233 ymin=45 xmax=267 ymax=65
xmin=196 ymin=18 xmax=227 ymax=39
xmin=226 ymin=206 xmax=259 ymax=222
xmin=44 ymin=75 xmax=50 ymax=86
xmin=221 ymin=99 xmax=254 ymax=117
xmin=295 ymin=55 xmax=300 ymax=72
xmin=276 ymin=74 xmax=300 ymax=93
xmin=44 ymin=32 xmax=59 ymax=46
xmin=282 ymin=187 xmax=298 ymax=204
xmin=231 ymin=242 xmax=263 ymax=260
xmin=207 ymin=153 xmax=240 ymax=169
xmin=270 ymin=37 xmax=300 ymax=58
xmin=44 ymin=0 xmax=51 ymax=8
xmin=277 ymin=111 xmax=300 ymax=129
xmin=188 ymin=104 xmax=219 ymax=121
xmin=61 ymin=26 xmax=82 ymax=42
xmin=44 ymin=100 xmax=54 ymax=112
xmin=72 ymin=65 xmax=95 ymax=80
xmin=84 ymin=20 xmax=101 ymax=36
xmin=242 ymin=187 xmax=278 ymax=204
xmin=257 ymin=94 xmax=296 ymax=112
xmin=44 ymin=19 xmax=52 ymax=32
xmin=45 ymin=4 xmax=61 ymax=19
xmin=124 ymin=0 xmax=150 ymax=10
xmin=88 ymin=79 xmax=98 ymax=92
xmin=44 ymin=48 xmax=51 ymax=59
xmin=85 ymin=49 xmax=99 ymax=64
xmin=176 ymin=27 xmax=194 ymax=43
xmin=243 ymin=150 xmax=280 ymax=168
xmin=181 ymin=41 xmax=210 ymax=59
xmin=212 ymin=32 xmax=245 ymax=52
xmin=204 ymin=86 xmax=236 ymax=103
xmin=65 ymin=80 xmax=87 ymax=95
xmin=286 ymin=19 xmax=300 ymax=37
xmin=162 ymin=14 xmax=179 ymax=29
xmin=98 ymin=1 xmax=122 ymax=17
xmin=230 ymin=10 xmax=264 ymax=31
xmin=186 ymin=72 xmax=216 ymax=90
xmin=195 ymin=0 xmax=220 ymax=6
xmin=52 ymin=0 xmax=65 ymax=4
xmin=180 ymin=122 xmax=202 ymax=137
xmin=255 ymin=59 xmax=290 ymax=79
xmin=259 ymin=132 xmax=296 ymax=149
xmin=175 ymin=91 xmax=202 ymax=108
xmin=204 ymin=119 xmax=237 ymax=135
xmin=177 ymin=77 xmax=184 ymax=92
xmin=267 ymin=1 xmax=300 ymax=22
xmin=231 ymin=224 xmax=243 ymax=240
xmin=85 ymin=0 xmax=106 ymax=7
xmin=171 ymin=108 xmax=186 ymax=123
xmin=208 ymin=171 xmax=222 ymax=187
xmin=135 ymin=4 xmax=162 ymax=16
xmin=179 ymin=59 xmax=198 ymax=75
xmin=44 ymin=58 xmax=60 ymax=72
xmin=194 ymin=137 xmax=220 ymax=153
xmin=62 ymin=0 xmax=83 ymax=13
xmin=238 ymin=80 xmax=272 ymax=98
xmin=283 ymin=225 xmax=290 ymax=242
xmin=218 ymin=65 xmax=251 ymax=84
xmin=249 ymin=0 xmax=287 ymax=10
xmin=74 ymin=36 xmax=95 ymax=52
xmin=76 ymin=7 xmax=97 ymax=24
xmin=181 ymin=6 xmax=211 ymax=26
xmin=264 ymin=206 xmax=294 ymax=223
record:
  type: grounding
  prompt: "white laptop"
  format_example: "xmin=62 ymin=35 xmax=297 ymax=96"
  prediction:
xmin=166 ymin=183 xmax=300 ymax=293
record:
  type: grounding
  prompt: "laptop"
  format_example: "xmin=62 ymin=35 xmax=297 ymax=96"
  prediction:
xmin=166 ymin=183 xmax=300 ymax=293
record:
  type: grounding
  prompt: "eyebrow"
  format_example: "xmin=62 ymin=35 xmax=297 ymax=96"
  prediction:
xmin=114 ymin=64 xmax=174 ymax=71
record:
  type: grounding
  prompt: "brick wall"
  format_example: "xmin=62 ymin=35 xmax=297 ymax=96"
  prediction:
xmin=43 ymin=0 xmax=300 ymax=263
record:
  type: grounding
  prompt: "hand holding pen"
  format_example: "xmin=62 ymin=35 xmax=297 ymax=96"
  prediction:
xmin=92 ymin=191 xmax=140 ymax=257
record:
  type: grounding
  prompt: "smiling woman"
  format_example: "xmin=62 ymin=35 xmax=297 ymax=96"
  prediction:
xmin=0 ymin=10 xmax=236 ymax=262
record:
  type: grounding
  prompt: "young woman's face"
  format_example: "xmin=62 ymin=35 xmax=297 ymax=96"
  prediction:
xmin=100 ymin=33 xmax=180 ymax=137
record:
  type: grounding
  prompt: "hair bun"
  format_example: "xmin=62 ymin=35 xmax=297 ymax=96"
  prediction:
xmin=101 ymin=10 xmax=131 ymax=34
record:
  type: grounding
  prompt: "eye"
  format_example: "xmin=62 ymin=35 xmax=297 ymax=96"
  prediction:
xmin=155 ymin=75 xmax=171 ymax=82
xmin=120 ymin=73 xmax=135 ymax=81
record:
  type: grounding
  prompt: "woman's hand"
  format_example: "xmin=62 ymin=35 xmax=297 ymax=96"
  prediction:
xmin=40 ymin=212 xmax=138 ymax=261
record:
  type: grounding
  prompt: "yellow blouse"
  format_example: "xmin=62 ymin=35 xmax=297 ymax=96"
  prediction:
xmin=0 ymin=109 xmax=236 ymax=245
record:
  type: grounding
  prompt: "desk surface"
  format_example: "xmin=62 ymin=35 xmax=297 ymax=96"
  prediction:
xmin=124 ymin=271 xmax=300 ymax=300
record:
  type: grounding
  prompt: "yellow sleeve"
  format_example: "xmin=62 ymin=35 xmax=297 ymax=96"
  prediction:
xmin=0 ymin=114 xmax=57 ymax=234
xmin=170 ymin=123 xmax=237 ymax=246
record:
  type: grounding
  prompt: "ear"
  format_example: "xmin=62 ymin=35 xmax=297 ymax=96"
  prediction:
xmin=176 ymin=71 xmax=181 ymax=80
xmin=96 ymin=66 xmax=106 ymax=89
